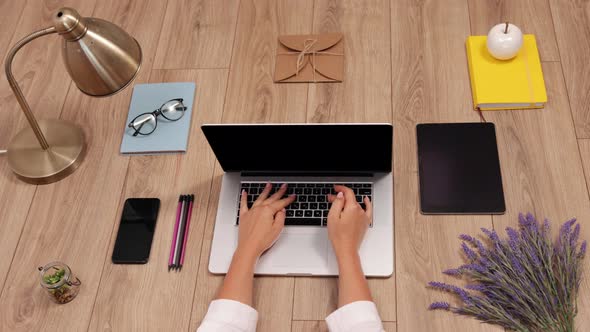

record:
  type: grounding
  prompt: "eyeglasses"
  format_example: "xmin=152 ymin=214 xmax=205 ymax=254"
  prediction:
xmin=128 ymin=98 xmax=187 ymax=136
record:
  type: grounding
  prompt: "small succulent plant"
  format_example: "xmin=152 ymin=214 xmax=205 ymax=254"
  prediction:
xmin=43 ymin=268 xmax=65 ymax=285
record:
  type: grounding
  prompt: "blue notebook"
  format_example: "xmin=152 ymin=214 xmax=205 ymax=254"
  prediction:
xmin=120 ymin=82 xmax=196 ymax=154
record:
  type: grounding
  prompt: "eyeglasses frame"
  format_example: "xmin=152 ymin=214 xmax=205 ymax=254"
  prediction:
xmin=128 ymin=98 xmax=187 ymax=136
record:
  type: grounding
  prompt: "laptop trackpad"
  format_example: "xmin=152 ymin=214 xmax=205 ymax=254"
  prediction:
xmin=259 ymin=233 xmax=328 ymax=268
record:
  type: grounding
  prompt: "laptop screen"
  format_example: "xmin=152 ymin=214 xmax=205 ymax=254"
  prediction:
xmin=202 ymin=124 xmax=393 ymax=173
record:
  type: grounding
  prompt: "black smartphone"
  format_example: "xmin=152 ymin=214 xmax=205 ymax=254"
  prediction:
xmin=112 ymin=198 xmax=160 ymax=264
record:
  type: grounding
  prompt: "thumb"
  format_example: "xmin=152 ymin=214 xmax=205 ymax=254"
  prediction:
xmin=328 ymin=191 xmax=345 ymax=220
xmin=327 ymin=194 xmax=337 ymax=203
xmin=267 ymin=209 xmax=286 ymax=249
xmin=272 ymin=208 xmax=287 ymax=235
xmin=274 ymin=208 xmax=286 ymax=226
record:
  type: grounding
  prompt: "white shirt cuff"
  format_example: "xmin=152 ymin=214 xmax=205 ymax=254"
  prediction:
xmin=325 ymin=301 xmax=384 ymax=332
xmin=197 ymin=299 xmax=258 ymax=332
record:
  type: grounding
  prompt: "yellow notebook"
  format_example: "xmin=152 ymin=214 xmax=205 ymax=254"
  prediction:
xmin=466 ymin=35 xmax=547 ymax=111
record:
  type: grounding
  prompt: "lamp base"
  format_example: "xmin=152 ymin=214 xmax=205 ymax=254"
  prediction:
xmin=7 ymin=119 xmax=85 ymax=184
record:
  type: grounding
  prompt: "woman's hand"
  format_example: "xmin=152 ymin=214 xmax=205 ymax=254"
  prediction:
xmin=327 ymin=185 xmax=373 ymax=260
xmin=236 ymin=182 xmax=296 ymax=259
xmin=327 ymin=185 xmax=374 ymax=308
xmin=216 ymin=183 xmax=295 ymax=306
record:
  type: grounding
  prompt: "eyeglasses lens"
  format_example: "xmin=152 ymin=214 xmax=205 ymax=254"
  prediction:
xmin=132 ymin=113 xmax=157 ymax=135
xmin=160 ymin=100 xmax=186 ymax=121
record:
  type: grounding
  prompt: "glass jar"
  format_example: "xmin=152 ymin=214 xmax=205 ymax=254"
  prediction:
xmin=38 ymin=261 xmax=81 ymax=304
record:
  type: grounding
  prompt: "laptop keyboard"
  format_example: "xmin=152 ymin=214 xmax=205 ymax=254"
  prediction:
xmin=236 ymin=182 xmax=373 ymax=227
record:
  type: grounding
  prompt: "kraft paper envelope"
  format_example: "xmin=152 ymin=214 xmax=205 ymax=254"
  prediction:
xmin=274 ymin=33 xmax=344 ymax=83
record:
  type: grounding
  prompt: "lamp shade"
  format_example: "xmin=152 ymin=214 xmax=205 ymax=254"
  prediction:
xmin=52 ymin=8 xmax=142 ymax=96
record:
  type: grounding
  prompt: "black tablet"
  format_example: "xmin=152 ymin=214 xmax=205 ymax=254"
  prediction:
xmin=417 ymin=123 xmax=505 ymax=214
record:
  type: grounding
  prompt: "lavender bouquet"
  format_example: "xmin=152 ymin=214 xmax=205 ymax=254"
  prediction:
xmin=428 ymin=213 xmax=587 ymax=332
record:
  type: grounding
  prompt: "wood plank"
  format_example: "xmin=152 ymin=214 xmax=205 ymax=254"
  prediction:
xmin=307 ymin=0 xmax=391 ymax=122
xmin=0 ymin=0 xmax=26 ymax=61
xmin=487 ymin=63 xmax=590 ymax=330
xmin=221 ymin=0 xmax=313 ymax=124
xmin=189 ymin=163 xmax=226 ymax=331
xmin=0 ymin=0 xmax=95 ymax=300
xmin=294 ymin=0 xmax=395 ymax=322
xmin=307 ymin=0 xmax=392 ymax=123
xmin=0 ymin=0 xmax=167 ymax=330
xmin=391 ymin=1 xmax=501 ymax=331
xmin=580 ymin=140 xmax=590 ymax=195
xmin=189 ymin=1 xmax=313 ymax=331
xmin=467 ymin=0 xmax=559 ymax=61
xmin=87 ymin=69 xmax=227 ymax=331
xmin=550 ymin=0 xmax=590 ymax=137
xmin=153 ymin=0 xmax=239 ymax=69
xmin=291 ymin=320 xmax=396 ymax=332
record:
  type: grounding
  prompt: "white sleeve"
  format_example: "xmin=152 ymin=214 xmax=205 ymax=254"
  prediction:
xmin=325 ymin=301 xmax=385 ymax=332
xmin=197 ymin=299 xmax=258 ymax=332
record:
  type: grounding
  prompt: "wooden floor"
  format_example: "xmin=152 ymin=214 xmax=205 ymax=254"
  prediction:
xmin=1 ymin=0 xmax=589 ymax=331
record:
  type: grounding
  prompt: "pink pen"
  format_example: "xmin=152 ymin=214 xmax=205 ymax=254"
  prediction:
xmin=168 ymin=196 xmax=183 ymax=270
xmin=179 ymin=194 xmax=194 ymax=267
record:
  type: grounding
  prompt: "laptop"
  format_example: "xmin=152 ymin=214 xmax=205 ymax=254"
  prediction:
xmin=202 ymin=123 xmax=394 ymax=277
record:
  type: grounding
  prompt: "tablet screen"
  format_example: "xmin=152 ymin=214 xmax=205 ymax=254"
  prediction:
xmin=417 ymin=123 xmax=505 ymax=214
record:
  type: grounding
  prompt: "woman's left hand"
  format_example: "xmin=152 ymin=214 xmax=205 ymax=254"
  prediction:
xmin=236 ymin=183 xmax=296 ymax=259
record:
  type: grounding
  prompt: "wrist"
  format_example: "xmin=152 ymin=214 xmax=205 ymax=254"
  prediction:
xmin=233 ymin=245 xmax=260 ymax=266
xmin=335 ymin=248 xmax=361 ymax=266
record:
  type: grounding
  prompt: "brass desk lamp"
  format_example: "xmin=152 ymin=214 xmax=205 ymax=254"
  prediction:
xmin=4 ymin=7 xmax=141 ymax=184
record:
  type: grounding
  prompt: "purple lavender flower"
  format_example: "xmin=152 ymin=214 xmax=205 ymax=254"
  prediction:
xmin=559 ymin=218 xmax=577 ymax=239
xmin=428 ymin=301 xmax=450 ymax=310
xmin=506 ymin=227 xmax=520 ymax=251
xmin=557 ymin=218 xmax=578 ymax=253
xmin=511 ymin=256 xmax=525 ymax=275
xmin=428 ymin=281 xmax=446 ymax=288
xmin=479 ymin=256 xmax=492 ymax=269
xmin=460 ymin=263 xmax=486 ymax=274
xmin=443 ymin=268 xmax=462 ymax=276
xmin=518 ymin=213 xmax=539 ymax=236
xmin=428 ymin=281 xmax=471 ymax=302
xmin=579 ymin=241 xmax=587 ymax=259
xmin=543 ymin=218 xmax=551 ymax=235
xmin=428 ymin=214 xmax=587 ymax=331
xmin=571 ymin=223 xmax=580 ymax=246
xmin=518 ymin=213 xmax=531 ymax=228
xmin=465 ymin=284 xmax=487 ymax=292
xmin=527 ymin=245 xmax=541 ymax=266
xmin=481 ymin=227 xmax=500 ymax=243
xmin=526 ymin=213 xmax=539 ymax=232
xmin=459 ymin=234 xmax=475 ymax=242
xmin=474 ymin=240 xmax=487 ymax=256
xmin=462 ymin=242 xmax=478 ymax=261
xmin=460 ymin=234 xmax=487 ymax=256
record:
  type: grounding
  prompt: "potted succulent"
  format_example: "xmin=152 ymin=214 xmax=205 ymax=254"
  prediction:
xmin=38 ymin=262 xmax=81 ymax=304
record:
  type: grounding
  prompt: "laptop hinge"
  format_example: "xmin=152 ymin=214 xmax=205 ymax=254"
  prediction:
xmin=240 ymin=171 xmax=374 ymax=177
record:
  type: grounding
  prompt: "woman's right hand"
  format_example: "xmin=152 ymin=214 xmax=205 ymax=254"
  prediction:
xmin=327 ymin=185 xmax=372 ymax=260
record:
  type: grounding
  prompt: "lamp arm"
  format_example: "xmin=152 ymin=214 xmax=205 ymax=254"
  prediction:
xmin=5 ymin=26 xmax=58 ymax=150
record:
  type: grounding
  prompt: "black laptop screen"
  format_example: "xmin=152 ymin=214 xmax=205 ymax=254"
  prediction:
xmin=202 ymin=124 xmax=393 ymax=173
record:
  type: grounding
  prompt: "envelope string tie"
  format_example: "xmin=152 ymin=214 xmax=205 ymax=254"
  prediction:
xmin=278 ymin=38 xmax=343 ymax=82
